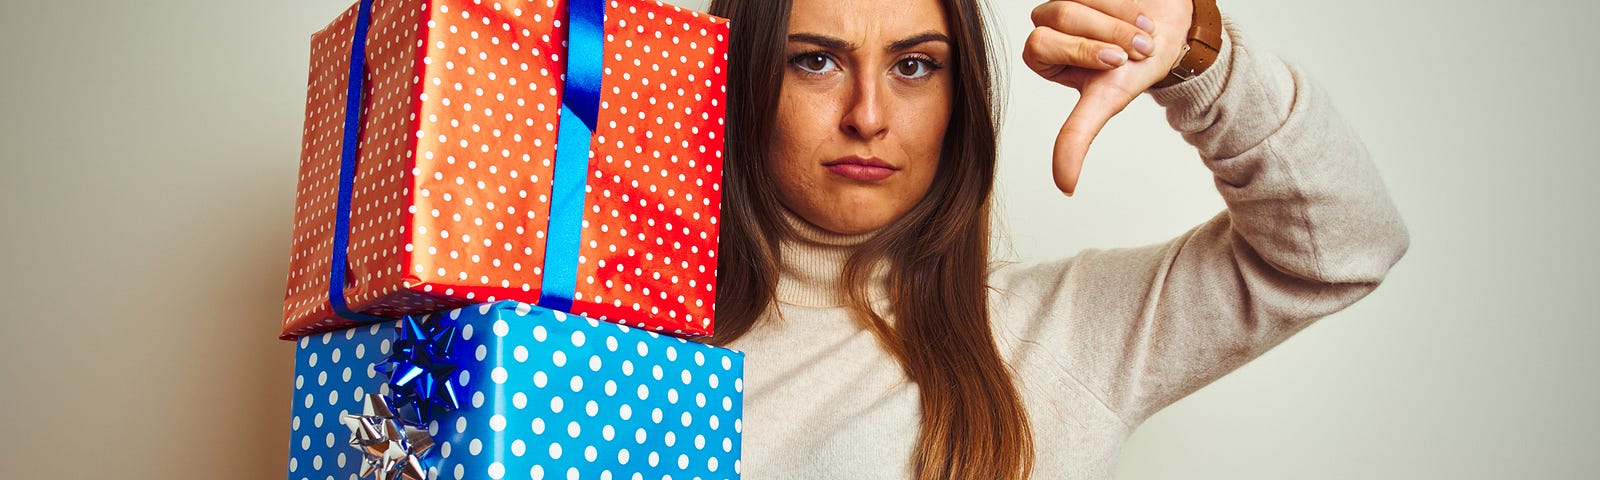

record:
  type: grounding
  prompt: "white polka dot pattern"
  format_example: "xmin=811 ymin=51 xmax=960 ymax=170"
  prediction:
xmin=567 ymin=0 xmax=728 ymax=340
xmin=283 ymin=0 xmax=730 ymax=341
xmin=287 ymin=301 xmax=745 ymax=480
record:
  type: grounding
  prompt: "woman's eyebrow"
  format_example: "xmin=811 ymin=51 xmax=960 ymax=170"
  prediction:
xmin=788 ymin=33 xmax=855 ymax=51
xmin=786 ymin=32 xmax=950 ymax=52
xmin=887 ymin=32 xmax=950 ymax=52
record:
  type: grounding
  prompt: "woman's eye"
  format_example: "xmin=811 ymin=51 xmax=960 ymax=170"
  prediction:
xmin=893 ymin=57 xmax=941 ymax=79
xmin=792 ymin=53 xmax=837 ymax=74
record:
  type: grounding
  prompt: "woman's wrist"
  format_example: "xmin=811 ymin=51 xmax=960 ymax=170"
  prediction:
xmin=1149 ymin=21 xmax=1233 ymax=112
xmin=1152 ymin=0 xmax=1223 ymax=89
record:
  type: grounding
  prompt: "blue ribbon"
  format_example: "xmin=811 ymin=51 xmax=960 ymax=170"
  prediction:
xmin=538 ymin=0 xmax=605 ymax=311
xmin=328 ymin=0 xmax=604 ymax=319
xmin=328 ymin=0 xmax=388 ymax=323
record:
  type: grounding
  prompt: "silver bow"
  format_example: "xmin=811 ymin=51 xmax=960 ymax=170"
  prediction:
xmin=342 ymin=394 xmax=434 ymax=480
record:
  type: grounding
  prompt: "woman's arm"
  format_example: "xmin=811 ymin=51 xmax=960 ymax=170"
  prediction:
xmin=1110 ymin=21 xmax=1408 ymax=423
xmin=1000 ymin=20 xmax=1409 ymax=427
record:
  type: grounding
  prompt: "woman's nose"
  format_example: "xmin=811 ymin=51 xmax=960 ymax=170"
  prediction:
xmin=840 ymin=76 xmax=888 ymax=140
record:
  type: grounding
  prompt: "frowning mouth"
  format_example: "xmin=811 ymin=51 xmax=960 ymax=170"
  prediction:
xmin=823 ymin=156 xmax=898 ymax=169
xmin=822 ymin=156 xmax=899 ymax=181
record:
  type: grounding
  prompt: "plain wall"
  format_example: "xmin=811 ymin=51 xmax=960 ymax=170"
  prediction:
xmin=1 ymin=0 xmax=1595 ymax=478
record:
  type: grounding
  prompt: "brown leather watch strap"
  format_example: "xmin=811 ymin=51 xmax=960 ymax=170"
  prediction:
xmin=1153 ymin=0 xmax=1222 ymax=88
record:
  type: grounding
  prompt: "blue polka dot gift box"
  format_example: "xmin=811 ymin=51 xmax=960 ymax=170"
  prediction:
xmin=283 ymin=0 xmax=731 ymax=341
xmin=287 ymin=301 xmax=744 ymax=479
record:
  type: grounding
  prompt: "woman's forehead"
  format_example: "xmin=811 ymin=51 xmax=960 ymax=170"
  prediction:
xmin=786 ymin=0 xmax=950 ymax=41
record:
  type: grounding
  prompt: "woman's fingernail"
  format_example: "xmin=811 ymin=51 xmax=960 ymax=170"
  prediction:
xmin=1132 ymin=34 xmax=1154 ymax=56
xmin=1097 ymin=48 xmax=1127 ymax=66
xmin=1136 ymin=15 xmax=1155 ymax=34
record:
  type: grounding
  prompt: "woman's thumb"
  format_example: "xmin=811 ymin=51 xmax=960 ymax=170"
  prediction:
xmin=1052 ymin=89 xmax=1127 ymax=196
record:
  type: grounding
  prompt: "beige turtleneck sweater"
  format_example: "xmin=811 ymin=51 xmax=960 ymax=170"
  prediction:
xmin=726 ymin=22 xmax=1409 ymax=479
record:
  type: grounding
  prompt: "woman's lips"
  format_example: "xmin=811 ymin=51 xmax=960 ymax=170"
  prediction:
xmin=823 ymin=157 xmax=898 ymax=181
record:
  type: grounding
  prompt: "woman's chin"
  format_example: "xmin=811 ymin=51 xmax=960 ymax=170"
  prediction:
xmin=782 ymin=189 xmax=914 ymax=236
xmin=807 ymin=211 xmax=898 ymax=236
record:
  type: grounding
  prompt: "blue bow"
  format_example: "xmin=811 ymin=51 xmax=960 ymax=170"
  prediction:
xmin=377 ymin=315 xmax=461 ymax=424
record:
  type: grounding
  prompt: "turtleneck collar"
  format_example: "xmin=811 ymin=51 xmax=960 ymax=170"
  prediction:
xmin=774 ymin=207 xmax=890 ymax=308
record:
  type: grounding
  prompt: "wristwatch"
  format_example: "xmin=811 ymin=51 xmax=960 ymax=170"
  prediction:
xmin=1152 ymin=0 xmax=1223 ymax=88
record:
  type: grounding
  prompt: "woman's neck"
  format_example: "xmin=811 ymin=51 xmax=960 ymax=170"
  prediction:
xmin=774 ymin=207 xmax=888 ymax=308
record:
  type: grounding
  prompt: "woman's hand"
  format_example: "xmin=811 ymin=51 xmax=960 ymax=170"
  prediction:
xmin=1022 ymin=0 xmax=1194 ymax=195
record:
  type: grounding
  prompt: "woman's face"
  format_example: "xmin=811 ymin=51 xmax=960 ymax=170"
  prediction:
xmin=769 ymin=0 xmax=953 ymax=235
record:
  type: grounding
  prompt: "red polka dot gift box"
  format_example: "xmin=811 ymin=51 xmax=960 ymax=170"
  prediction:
xmin=283 ymin=0 xmax=728 ymax=340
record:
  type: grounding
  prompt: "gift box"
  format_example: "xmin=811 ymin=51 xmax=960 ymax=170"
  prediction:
xmin=283 ymin=0 xmax=729 ymax=340
xmin=286 ymin=301 xmax=744 ymax=479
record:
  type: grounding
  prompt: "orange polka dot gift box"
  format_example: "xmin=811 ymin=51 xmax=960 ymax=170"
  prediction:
xmin=283 ymin=0 xmax=728 ymax=340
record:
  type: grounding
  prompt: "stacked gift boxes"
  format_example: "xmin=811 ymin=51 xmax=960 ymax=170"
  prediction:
xmin=281 ymin=0 xmax=741 ymax=478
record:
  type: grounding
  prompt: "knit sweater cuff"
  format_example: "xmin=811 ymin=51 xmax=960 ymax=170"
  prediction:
xmin=1148 ymin=16 xmax=1238 ymax=114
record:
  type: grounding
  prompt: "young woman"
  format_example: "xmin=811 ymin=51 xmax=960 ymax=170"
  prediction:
xmin=703 ymin=0 xmax=1410 ymax=478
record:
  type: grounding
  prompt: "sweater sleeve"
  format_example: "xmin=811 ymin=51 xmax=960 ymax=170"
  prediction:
xmin=1023 ymin=20 xmax=1410 ymax=427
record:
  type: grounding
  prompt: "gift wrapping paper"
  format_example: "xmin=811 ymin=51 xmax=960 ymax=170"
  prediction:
xmin=287 ymin=301 xmax=744 ymax=479
xmin=283 ymin=0 xmax=729 ymax=339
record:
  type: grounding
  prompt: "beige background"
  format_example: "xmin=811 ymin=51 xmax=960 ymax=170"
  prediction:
xmin=1 ymin=0 xmax=1595 ymax=478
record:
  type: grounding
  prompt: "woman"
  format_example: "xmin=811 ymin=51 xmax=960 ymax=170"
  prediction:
xmin=703 ymin=0 xmax=1409 ymax=478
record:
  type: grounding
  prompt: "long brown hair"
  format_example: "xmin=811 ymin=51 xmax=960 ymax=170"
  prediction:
xmin=705 ymin=0 xmax=1033 ymax=478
